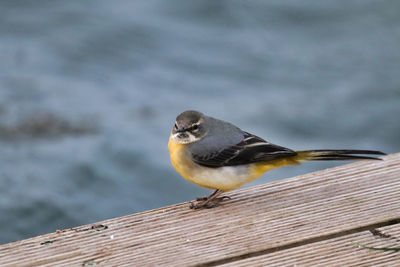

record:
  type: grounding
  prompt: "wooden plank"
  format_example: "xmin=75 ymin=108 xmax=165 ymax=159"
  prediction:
xmin=220 ymin=224 xmax=400 ymax=267
xmin=0 ymin=153 xmax=399 ymax=267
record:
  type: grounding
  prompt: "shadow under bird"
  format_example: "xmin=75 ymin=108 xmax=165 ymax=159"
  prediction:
xmin=168 ymin=110 xmax=386 ymax=209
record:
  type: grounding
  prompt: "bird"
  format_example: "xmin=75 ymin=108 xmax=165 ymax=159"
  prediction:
xmin=168 ymin=110 xmax=386 ymax=209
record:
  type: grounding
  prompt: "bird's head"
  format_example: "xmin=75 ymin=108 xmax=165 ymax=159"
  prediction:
xmin=170 ymin=110 xmax=208 ymax=144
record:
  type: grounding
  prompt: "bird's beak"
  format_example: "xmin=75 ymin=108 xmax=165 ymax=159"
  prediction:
xmin=176 ymin=127 xmax=186 ymax=133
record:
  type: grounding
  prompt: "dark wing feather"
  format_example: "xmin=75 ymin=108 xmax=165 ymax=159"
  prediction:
xmin=192 ymin=132 xmax=297 ymax=168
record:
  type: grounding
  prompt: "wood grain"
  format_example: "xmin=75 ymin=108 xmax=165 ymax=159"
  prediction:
xmin=220 ymin=224 xmax=400 ymax=267
xmin=0 ymin=153 xmax=399 ymax=267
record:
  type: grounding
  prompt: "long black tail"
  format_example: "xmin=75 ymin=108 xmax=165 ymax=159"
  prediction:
xmin=296 ymin=149 xmax=386 ymax=162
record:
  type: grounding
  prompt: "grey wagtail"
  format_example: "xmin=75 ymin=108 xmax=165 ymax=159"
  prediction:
xmin=168 ymin=110 xmax=386 ymax=209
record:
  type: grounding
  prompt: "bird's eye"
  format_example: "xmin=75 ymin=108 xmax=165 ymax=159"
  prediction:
xmin=192 ymin=124 xmax=199 ymax=131
xmin=174 ymin=123 xmax=178 ymax=129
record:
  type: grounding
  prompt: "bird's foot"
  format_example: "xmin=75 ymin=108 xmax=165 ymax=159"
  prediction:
xmin=190 ymin=196 xmax=231 ymax=209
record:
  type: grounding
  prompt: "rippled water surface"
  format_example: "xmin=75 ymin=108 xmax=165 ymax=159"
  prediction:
xmin=1 ymin=0 xmax=399 ymax=244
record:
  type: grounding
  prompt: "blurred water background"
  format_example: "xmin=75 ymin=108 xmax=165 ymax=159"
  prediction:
xmin=0 ymin=0 xmax=399 ymax=244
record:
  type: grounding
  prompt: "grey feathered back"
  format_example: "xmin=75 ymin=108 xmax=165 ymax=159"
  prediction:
xmin=188 ymin=116 xmax=244 ymax=157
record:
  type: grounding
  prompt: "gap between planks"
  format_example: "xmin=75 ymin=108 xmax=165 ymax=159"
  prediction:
xmin=196 ymin=218 xmax=400 ymax=267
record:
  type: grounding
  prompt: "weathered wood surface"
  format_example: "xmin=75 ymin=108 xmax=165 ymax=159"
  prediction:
xmin=220 ymin=224 xmax=400 ymax=267
xmin=1 ymin=153 xmax=399 ymax=267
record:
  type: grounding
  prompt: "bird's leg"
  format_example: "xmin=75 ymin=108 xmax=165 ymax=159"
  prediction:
xmin=195 ymin=189 xmax=220 ymax=201
xmin=190 ymin=189 xmax=231 ymax=209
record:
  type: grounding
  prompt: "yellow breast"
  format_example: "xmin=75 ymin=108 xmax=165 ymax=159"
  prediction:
xmin=168 ymin=137 xmax=198 ymax=184
xmin=168 ymin=137 xmax=228 ymax=190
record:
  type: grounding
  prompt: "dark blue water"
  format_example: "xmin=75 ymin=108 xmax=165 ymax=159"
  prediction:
xmin=1 ymin=0 xmax=399 ymax=244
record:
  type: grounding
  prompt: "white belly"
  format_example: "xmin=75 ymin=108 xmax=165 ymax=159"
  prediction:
xmin=185 ymin=164 xmax=256 ymax=191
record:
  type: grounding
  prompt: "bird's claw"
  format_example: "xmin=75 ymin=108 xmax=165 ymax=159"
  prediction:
xmin=189 ymin=196 xmax=231 ymax=209
xmin=195 ymin=195 xmax=231 ymax=202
